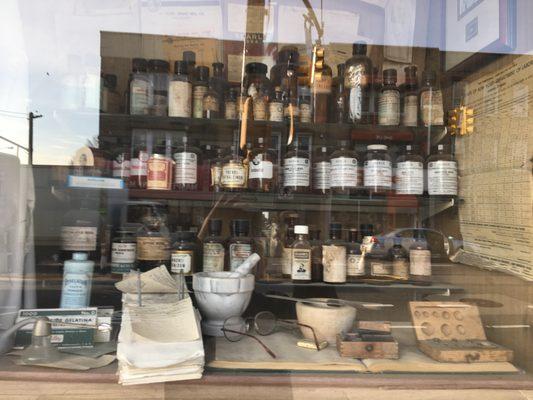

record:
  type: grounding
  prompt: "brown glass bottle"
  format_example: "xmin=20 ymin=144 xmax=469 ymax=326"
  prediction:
xmin=228 ymin=219 xmax=253 ymax=272
xmin=202 ymin=219 xmax=225 ymax=272
xmin=283 ymin=139 xmax=310 ymax=194
xmin=332 ymin=64 xmax=347 ymax=123
xmin=345 ymin=42 xmax=372 ymax=125
xmin=346 ymin=228 xmax=365 ymax=281
xmin=312 ymin=146 xmax=331 ymax=195
xmin=248 ymin=137 xmax=277 ymax=192
xmin=221 ymin=145 xmax=247 ymax=192
xmin=309 ymin=229 xmax=323 ymax=282
xmin=378 ymin=69 xmax=400 ymax=126
xmin=401 ymin=66 xmax=418 ymax=127
xmin=173 ymin=136 xmax=200 ymax=191
xmin=330 ymin=140 xmax=358 ymax=195
xmin=312 ymin=60 xmax=332 ymax=124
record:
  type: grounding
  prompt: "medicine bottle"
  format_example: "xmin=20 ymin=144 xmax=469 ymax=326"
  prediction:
xmin=427 ymin=144 xmax=458 ymax=196
xmin=322 ymin=223 xmax=346 ymax=283
xmin=378 ymin=69 xmax=400 ymax=126
xmin=330 ymin=140 xmax=358 ymax=195
xmin=291 ymin=225 xmax=312 ymax=283
xmin=228 ymin=219 xmax=253 ymax=271
xmin=173 ymin=136 xmax=200 ymax=191
xmin=202 ymin=219 xmax=225 ymax=273
xmin=364 ymin=144 xmax=392 ymax=194
xmin=283 ymin=138 xmax=310 ymax=194
xmin=171 ymin=231 xmax=197 ymax=276
xmin=396 ymin=145 xmax=424 ymax=195
xmin=129 ymin=58 xmax=152 ymax=115
xmin=168 ymin=61 xmax=192 ymax=117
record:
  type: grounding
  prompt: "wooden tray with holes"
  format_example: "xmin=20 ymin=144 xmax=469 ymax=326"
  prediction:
xmin=409 ymin=302 xmax=513 ymax=363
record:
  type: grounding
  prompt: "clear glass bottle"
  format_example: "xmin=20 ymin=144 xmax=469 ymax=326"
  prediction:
xmin=396 ymin=145 xmax=424 ymax=195
xmin=390 ymin=237 xmax=409 ymax=280
xmin=192 ymin=66 xmax=209 ymax=118
xmin=248 ymin=137 xmax=277 ymax=193
xmin=210 ymin=147 xmax=225 ymax=192
xmin=202 ymin=219 xmax=225 ymax=273
xmin=291 ymin=225 xmax=312 ymax=283
xmin=378 ymin=69 xmax=400 ymax=126
xmin=111 ymin=229 xmax=137 ymax=277
xmin=419 ymin=70 xmax=444 ymax=127
xmin=269 ymin=87 xmax=284 ymax=122
xmin=129 ymin=58 xmax=152 ymax=115
xmin=427 ymin=144 xmax=458 ymax=196
xmin=136 ymin=205 xmax=171 ymax=272
xmin=401 ymin=65 xmax=419 ymax=127
xmin=203 ymin=80 xmax=220 ymax=119
xmin=409 ymin=230 xmax=432 ymax=282
xmin=148 ymin=59 xmax=170 ymax=116
xmin=283 ymin=138 xmax=310 ymax=194
xmin=168 ymin=60 xmax=192 ymax=118
xmin=364 ymin=144 xmax=392 ymax=194
xmin=221 ymin=145 xmax=247 ymax=192
xmin=312 ymin=58 xmax=333 ymax=124
xmin=332 ymin=63 xmax=347 ymax=123
xmin=173 ymin=136 xmax=200 ymax=191
xmin=309 ymin=229 xmax=323 ymax=282
xmin=322 ymin=223 xmax=346 ymax=283
xmin=345 ymin=42 xmax=372 ymax=125
xmin=228 ymin=219 xmax=253 ymax=271
xmin=346 ymin=228 xmax=365 ymax=281
xmin=224 ymin=87 xmax=237 ymax=120
xmin=330 ymin=140 xmax=358 ymax=195
xmin=312 ymin=146 xmax=331 ymax=195
xmin=298 ymin=90 xmax=312 ymax=123
xmin=170 ymin=231 xmax=196 ymax=276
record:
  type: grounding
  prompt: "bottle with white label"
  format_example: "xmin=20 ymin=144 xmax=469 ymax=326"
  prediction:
xmin=346 ymin=228 xmax=365 ymax=281
xmin=171 ymin=231 xmax=196 ymax=276
xmin=313 ymin=146 xmax=331 ymax=195
xmin=248 ymin=137 xmax=277 ymax=193
xmin=409 ymin=230 xmax=431 ymax=282
xmin=60 ymin=252 xmax=94 ymax=309
xmin=396 ymin=145 xmax=424 ymax=195
xmin=283 ymin=138 xmax=310 ymax=194
xmin=330 ymin=140 xmax=358 ymax=195
xmin=269 ymin=87 xmax=284 ymax=122
xmin=291 ymin=225 xmax=311 ymax=283
xmin=128 ymin=58 xmax=152 ymax=115
xmin=322 ymin=223 xmax=347 ymax=283
xmin=401 ymin=66 xmax=418 ymax=127
xmin=419 ymin=70 xmax=444 ymax=127
xmin=228 ymin=220 xmax=253 ymax=271
xmin=364 ymin=144 xmax=392 ymax=194
xmin=427 ymin=144 xmax=458 ymax=196
xmin=168 ymin=61 xmax=192 ymax=117
xmin=378 ymin=69 xmax=400 ymax=126
xmin=111 ymin=229 xmax=136 ymax=276
xmin=173 ymin=136 xmax=199 ymax=191
xmin=192 ymin=66 xmax=209 ymax=118
xmin=202 ymin=219 xmax=225 ymax=272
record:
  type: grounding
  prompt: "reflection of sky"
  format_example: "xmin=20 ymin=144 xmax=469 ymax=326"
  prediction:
xmin=0 ymin=0 xmax=524 ymax=165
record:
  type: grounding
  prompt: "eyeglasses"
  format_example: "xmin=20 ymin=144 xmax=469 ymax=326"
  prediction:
xmin=221 ymin=311 xmax=321 ymax=359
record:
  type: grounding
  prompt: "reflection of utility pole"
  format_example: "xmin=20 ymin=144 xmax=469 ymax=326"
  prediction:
xmin=28 ymin=112 xmax=42 ymax=165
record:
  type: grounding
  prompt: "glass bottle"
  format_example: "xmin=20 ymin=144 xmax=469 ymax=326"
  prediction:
xmin=345 ymin=42 xmax=372 ymax=125
xmin=248 ymin=137 xmax=277 ymax=193
xmin=129 ymin=58 xmax=152 ymax=115
xmin=283 ymin=138 xmax=310 ymax=194
xmin=168 ymin=60 xmax=192 ymax=118
xmin=183 ymin=51 xmax=196 ymax=77
xmin=322 ymin=223 xmax=346 ymax=283
xmin=148 ymin=59 xmax=170 ymax=116
xmin=147 ymin=147 xmax=173 ymax=191
xmin=136 ymin=205 xmax=171 ymax=272
xmin=281 ymin=226 xmax=296 ymax=279
xmin=112 ymin=148 xmax=130 ymax=183
xmin=173 ymin=136 xmax=200 ymax=191
xmin=200 ymin=144 xmax=216 ymax=192
xmin=309 ymin=229 xmax=323 ymax=282
xmin=312 ymin=146 xmax=331 ymax=195
xmin=401 ymin=65 xmax=419 ymax=127
xmin=291 ymin=225 xmax=311 ymax=283
xmin=270 ymin=46 xmax=299 ymax=88
xmin=419 ymin=70 xmax=444 ymax=127
xmin=312 ymin=58 xmax=333 ymax=124
xmin=228 ymin=219 xmax=253 ymax=271
xmin=330 ymin=140 xmax=358 ymax=195
xmin=378 ymin=69 xmax=400 ymax=126
xmin=298 ymin=90 xmax=312 ymax=123
xmin=111 ymin=228 xmax=137 ymax=277
xmin=192 ymin=66 xmax=209 ymax=118
xmin=409 ymin=230 xmax=432 ymax=282
xmin=224 ymin=88 xmax=237 ymax=120
xmin=346 ymin=228 xmax=365 ymax=281
xmin=211 ymin=62 xmax=227 ymax=107
xmin=396 ymin=145 xmax=424 ymax=195
xmin=332 ymin=63 xmax=347 ymax=123
xmin=210 ymin=147 xmax=225 ymax=192
xmin=100 ymin=74 xmax=121 ymax=114
xmin=202 ymin=219 xmax=225 ymax=273
xmin=282 ymin=62 xmax=300 ymax=122
xmin=427 ymin=144 xmax=458 ymax=196
xmin=243 ymin=62 xmax=271 ymax=121
xmin=171 ymin=231 xmax=196 ymax=276
xmin=368 ymin=240 xmax=392 ymax=277
xmin=390 ymin=237 xmax=409 ymax=280
xmin=221 ymin=145 xmax=247 ymax=192
xmin=269 ymin=87 xmax=284 ymax=122
xmin=203 ymin=80 xmax=220 ymax=119
xmin=367 ymin=67 xmax=380 ymax=125
xmin=364 ymin=144 xmax=392 ymax=195
xmin=129 ymin=133 xmax=149 ymax=189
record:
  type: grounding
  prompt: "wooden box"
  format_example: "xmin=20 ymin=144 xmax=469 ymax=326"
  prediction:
xmin=409 ymin=302 xmax=513 ymax=363
xmin=336 ymin=321 xmax=399 ymax=359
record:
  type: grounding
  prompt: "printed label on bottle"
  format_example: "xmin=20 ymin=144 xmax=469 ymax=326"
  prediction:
xmin=61 ymin=226 xmax=97 ymax=251
xmin=203 ymin=243 xmax=225 ymax=272
xmin=396 ymin=161 xmax=424 ymax=195
xmin=428 ymin=161 xmax=457 ymax=195
xmin=393 ymin=259 xmax=410 ymax=279
xmin=249 ymin=155 xmax=273 ymax=179
xmin=420 ymin=90 xmax=444 ymax=126
xmin=253 ymin=98 xmax=267 ymax=120
xmin=364 ymin=159 xmax=392 ymax=188
xmin=403 ymin=94 xmax=418 ymax=126
xmin=171 ymin=251 xmax=193 ymax=274
xmin=322 ymin=245 xmax=347 ymax=283
xmin=371 ymin=261 xmax=391 ymax=276
xmin=291 ymin=249 xmax=311 ymax=280
xmin=347 ymin=253 xmax=365 ymax=276
xmin=111 ymin=242 xmax=136 ymax=264
xmin=193 ymin=86 xmax=207 ymax=118
xmin=221 ymin=163 xmax=246 ymax=187
xmin=174 ymin=152 xmax=197 ymax=185
xmin=378 ymin=90 xmax=400 ymax=125
xmin=61 ymin=273 xmax=90 ymax=308
xmin=313 ymin=161 xmax=331 ymax=190
xmin=409 ymin=249 xmax=431 ymax=276
xmin=136 ymin=237 xmax=170 ymax=261
xmin=168 ymin=80 xmax=192 ymax=117
xmin=147 ymin=158 xmax=171 ymax=190
xmin=312 ymin=75 xmax=332 ymax=94
xmin=281 ymin=246 xmax=293 ymax=275
xmin=225 ymin=101 xmax=237 ymax=119
xmin=299 ymin=104 xmax=312 ymax=123
xmin=130 ymin=79 xmax=150 ymax=114
xmin=269 ymin=102 xmax=284 ymax=122
xmin=229 ymin=243 xmax=252 ymax=271
xmin=283 ymin=157 xmax=310 ymax=187
xmin=131 ymin=151 xmax=149 ymax=176
xmin=331 ymin=157 xmax=358 ymax=188
xmin=203 ymin=95 xmax=219 ymax=112
xmin=211 ymin=165 xmax=222 ymax=187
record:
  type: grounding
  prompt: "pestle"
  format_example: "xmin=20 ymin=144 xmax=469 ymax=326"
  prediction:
xmin=228 ymin=253 xmax=261 ymax=277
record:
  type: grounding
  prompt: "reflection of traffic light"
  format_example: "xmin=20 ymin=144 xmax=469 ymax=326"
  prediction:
xmin=310 ymin=44 xmax=325 ymax=85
